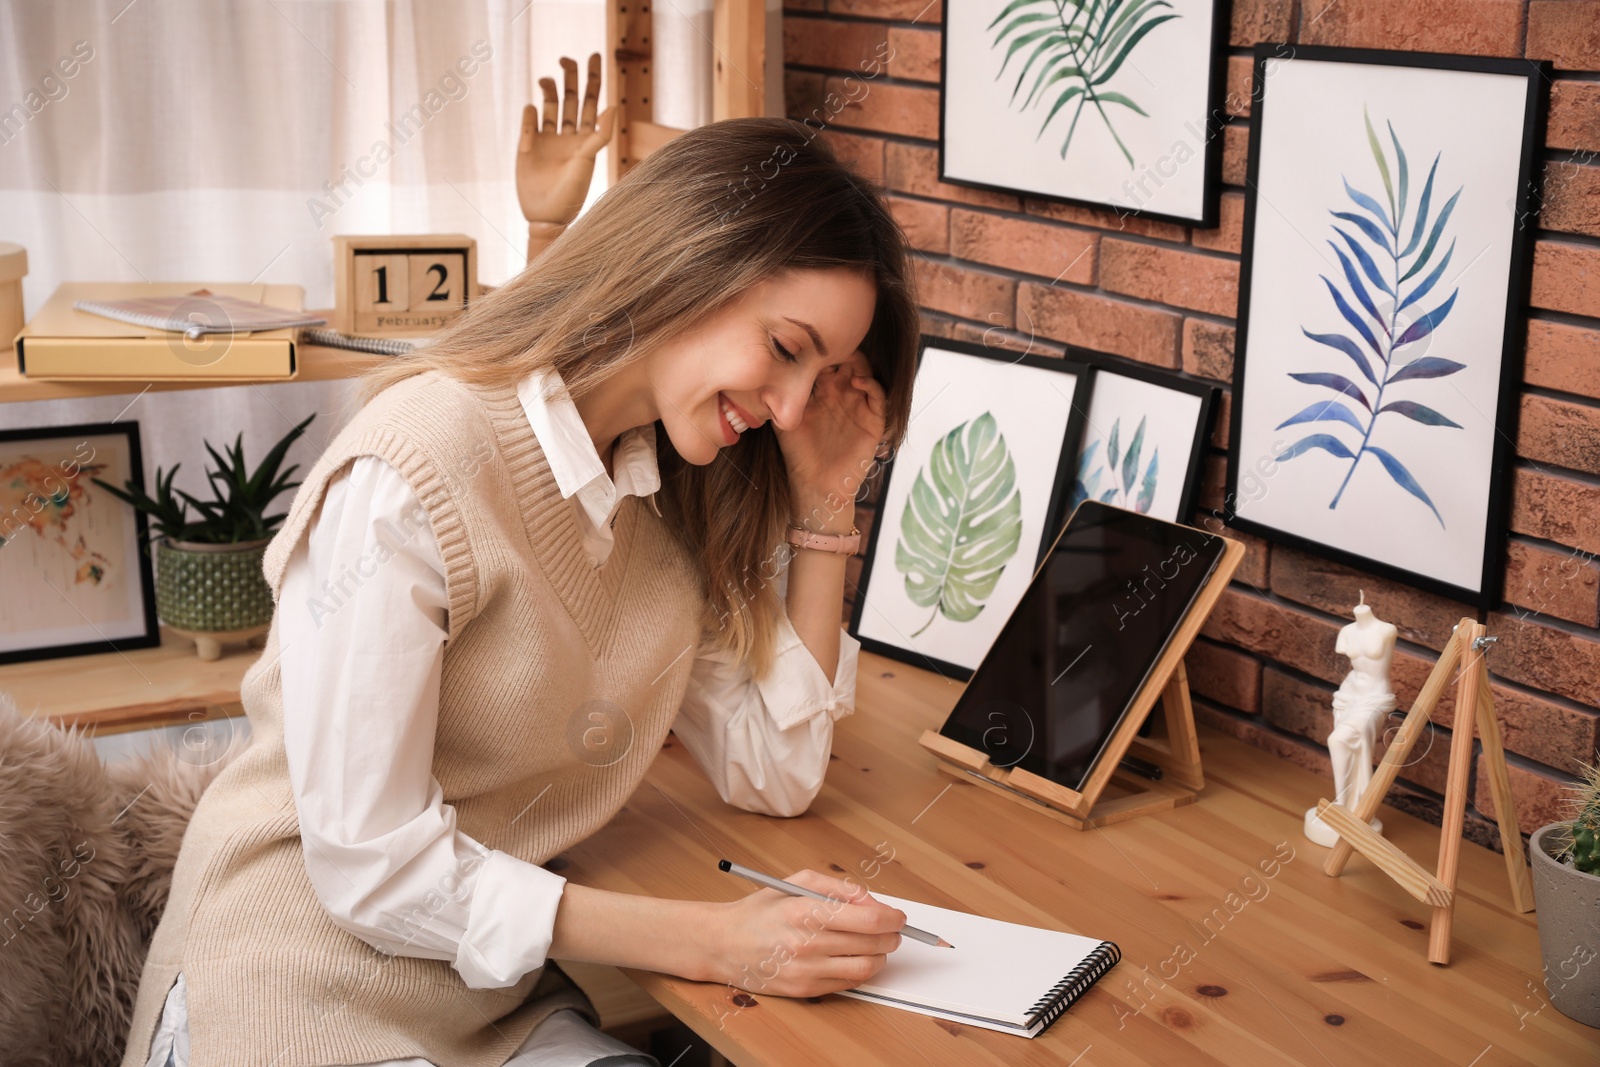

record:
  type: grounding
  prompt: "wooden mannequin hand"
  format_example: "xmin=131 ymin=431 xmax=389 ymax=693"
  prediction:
xmin=517 ymin=53 xmax=617 ymax=229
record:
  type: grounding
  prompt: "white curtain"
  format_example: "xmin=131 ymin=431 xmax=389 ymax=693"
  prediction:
xmin=0 ymin=0 xmax=715 ymax=503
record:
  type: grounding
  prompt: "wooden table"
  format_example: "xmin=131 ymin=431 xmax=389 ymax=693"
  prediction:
xmin=561 ymin=652 xmax=1599 ymax=1067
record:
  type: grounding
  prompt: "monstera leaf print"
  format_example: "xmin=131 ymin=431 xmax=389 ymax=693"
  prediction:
xmin=989 ymin=0 xmax=1180 ymax=167
xmin=895 ymin=412 xmax=1025 ymax=637
xmin=1275 ymin=105 xmax=1463 ymax=528
xmin=1067 ymin=415 xmax=1159 ymax=514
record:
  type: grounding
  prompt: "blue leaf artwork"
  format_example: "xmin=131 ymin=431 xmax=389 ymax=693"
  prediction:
xmin=1066 ymin=415 xmax=1159 ymax=514
xmin=1275 ymin=106 xmax=1464 ymax=529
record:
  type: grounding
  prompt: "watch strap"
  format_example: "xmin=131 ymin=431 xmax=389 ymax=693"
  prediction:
xmin=786 ymin=523 xmax=861 ymax=555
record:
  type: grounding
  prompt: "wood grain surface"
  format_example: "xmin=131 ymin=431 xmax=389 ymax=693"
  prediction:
xmin=557 ymin=651 xmax=1598 ymax=1067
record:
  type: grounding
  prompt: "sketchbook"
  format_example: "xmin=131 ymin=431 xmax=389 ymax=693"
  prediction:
xmin=836 ymin=894 xmax=1120 ymax=1038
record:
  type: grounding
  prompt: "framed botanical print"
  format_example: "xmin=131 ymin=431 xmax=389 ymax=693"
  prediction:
xmin=1064 ymin=351 xmax=1216 ymax=523
xmin=850 ymin=337 xmax=1093 ymax=680
xmin=1228 ymin=46 xmax=1548 ymax=606
xmin=940 ymin=0 xmax=1232 ymax=226
xmin=0 ymin=422 xmax=160 ymax=664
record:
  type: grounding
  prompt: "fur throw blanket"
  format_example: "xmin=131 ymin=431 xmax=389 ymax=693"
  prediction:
xmin=0 ymin=691 xmax=239 ymax=1067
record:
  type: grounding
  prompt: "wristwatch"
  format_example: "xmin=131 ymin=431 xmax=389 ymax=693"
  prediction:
xmin=786 ymin=522 xmax=861 ymax=555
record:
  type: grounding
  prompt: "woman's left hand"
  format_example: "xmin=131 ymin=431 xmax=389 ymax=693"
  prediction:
xmin=773 ymin=350 xmax=887 ymax=513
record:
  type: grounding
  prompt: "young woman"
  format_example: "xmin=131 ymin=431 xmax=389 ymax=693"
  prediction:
xmin=123 ymin=117 xmax=921 ymax=1067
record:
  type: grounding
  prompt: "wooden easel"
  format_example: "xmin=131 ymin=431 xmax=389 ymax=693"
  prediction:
xmin=1316 ymin=616 xmax=1534 ymax=965
xmin=920 ymin=535 xmax=1245 ymax=831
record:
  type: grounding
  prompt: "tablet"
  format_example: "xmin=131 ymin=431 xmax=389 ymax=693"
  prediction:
xmin=935 ymin=501 xmax=1227 ymax=793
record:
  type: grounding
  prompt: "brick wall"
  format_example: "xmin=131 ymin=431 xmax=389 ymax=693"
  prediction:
xmin=788 ymin=0 xmax=1600 ymax=849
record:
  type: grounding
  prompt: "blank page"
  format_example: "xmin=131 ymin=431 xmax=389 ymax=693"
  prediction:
xmin=836 ymin=894 xmax=1115 ymax=1031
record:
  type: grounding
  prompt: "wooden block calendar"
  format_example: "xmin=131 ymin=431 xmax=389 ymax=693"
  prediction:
xmin=332 ymin=234 xmax=477 ymax=336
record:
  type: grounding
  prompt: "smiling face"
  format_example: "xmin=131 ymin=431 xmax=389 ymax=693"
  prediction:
xmin=643 ymin=267 xmax=878 ymax=465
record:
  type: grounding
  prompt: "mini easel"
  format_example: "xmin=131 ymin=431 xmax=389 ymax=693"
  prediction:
xmin=1316 ymin=616 xmax=1534 ymax=965
xmin=920 ymin=535 xmax=1246 ymax=831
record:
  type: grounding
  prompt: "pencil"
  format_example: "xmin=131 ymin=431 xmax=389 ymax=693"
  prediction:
xmin=717 ymin=858 xmax=954 ymax=948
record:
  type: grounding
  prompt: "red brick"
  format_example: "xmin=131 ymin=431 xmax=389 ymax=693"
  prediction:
xmin=785 ymin=70 xmax=825 ymax=120
xmin=888 ymin=195 xmax=948 ymax=254
xmin=1487 ymin=609 xmax=1600 ymax=707
xmin=1381 ymin=720 xmax=1457 ymax=796
xmin=1201 ymin=588 xmax=1347 ymax=683
xmin=1260 ymin=666 xmax=1331 ymax=742
xmin=1531 ymin=241 xmax=1600 ymax=318
xmin=784 ymin=18 xmax=886 ymax=70
xmin=913 ymin=258 xmax=1013 ymax=327
xmin=1016 ymin=284 xmax=1181 ymax=367
xmin=1216 ymin=524 xmax=1272 ymax=589
xmin=1510 ymin=466 xmax=1600 ymax=556
xmin=827 ymin=0 xmax=941 ymax=20
xmin=1300 ymin=0 xmax=1524 ymax=56
xmin=1476 ymin=754 xmax=1579 ymax=837
xmin=1502 ymin=538 xmax=1600 ymax=628
xmin=1268 ymin=544 xmax=1473 ymax=652
xmin=820 ymin=130 xmax=885 ymax=185
xmin=785 ymin=0 xmax=825 ymax=10
xmin=1222 ymin=124 xmax=1249 ymax=186
xmin=1518 ymin=394 xmax=1600 ymax=476
xmin=1229 ymin=0 xmax=1294 ymax=46
xmin=1192 ymin=191 xmax=1245 ymax=255
xmin=918 ymin=313 xmax=960 ymax=342
xmin=1484 ymin=678 xmax=1600 ymax=771
xmin=1538 ymin=161 xmax=1600 ymax=240
xmin=949 ymin=321 xmax=1066 ymax=358
xmin=1023 ymin=199 xmax=1188 ymax=243
xmin=949 ymin=209 xmax=1097 ymax=284
xmin=1195 ymin=700 xmax=1334 ymax=778
xmin=1527 ymin=1 xmax=1600 ymax=73
xmin=887 ymin=26 xmax=940 ymax=83
xmin=1224 ymin=56 xmax=1253 ymax=118
xmin=1524 ymin=319 xmax=1600 ymax=401
xmin=1185 ymin=638 xmax=1262 ymax=713
xmin=1548 ymin=81 xmax=1600 ymax=154
xmin=886 ymin=141 xmax=1020 ymax=211
xmin=1181 ymin=318 xmax=1235 ymax=382
xmin=824 ymin=76 xmax=938 ymax=139
xmin=1212 ymin=389 xmax=1232 ymax=450
xmin=1100 ymin=240 xmax=1239 ymax=318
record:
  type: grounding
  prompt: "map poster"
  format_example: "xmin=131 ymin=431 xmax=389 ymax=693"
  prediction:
xmin=0 ymin=423 xmax=159 ymax=663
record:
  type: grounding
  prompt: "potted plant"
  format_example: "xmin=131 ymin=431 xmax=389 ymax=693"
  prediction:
xmin=94 ymin=414 xmax=314 ymax=660
xmin=1529 ymin=754 xmax=1600 ymax=1028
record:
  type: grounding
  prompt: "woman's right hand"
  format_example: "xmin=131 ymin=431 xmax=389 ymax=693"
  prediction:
xmin=700 ymin=869 xmax=907 ymax=997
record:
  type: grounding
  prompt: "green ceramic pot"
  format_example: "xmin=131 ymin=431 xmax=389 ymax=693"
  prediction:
xmin=154 ymin=537 xmax=274 ymax=633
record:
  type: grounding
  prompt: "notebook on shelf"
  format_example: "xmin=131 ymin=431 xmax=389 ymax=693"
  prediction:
xmin=836 ymin=893 xmax=1120 ymax=1038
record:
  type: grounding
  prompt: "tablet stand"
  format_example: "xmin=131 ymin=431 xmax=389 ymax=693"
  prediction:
xmin=1316 ymin=616 xmax=1534 ymax=965
xmin=919 ymin=534 xmax=1245 ymax=831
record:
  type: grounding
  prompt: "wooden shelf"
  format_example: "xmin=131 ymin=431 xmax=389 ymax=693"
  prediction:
xmin=0 ymin=340 xmax=387 ymax=403
xmin=1 ymin=624 xmax=257 ymax=735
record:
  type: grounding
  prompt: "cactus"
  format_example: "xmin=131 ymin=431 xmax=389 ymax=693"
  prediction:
xmin=1563 ymin=756 xmax=1600 ymax=877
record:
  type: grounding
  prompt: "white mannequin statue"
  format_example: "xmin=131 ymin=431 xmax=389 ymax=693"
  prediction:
xmin=1304 ymin=590 xmax=1398 ymax=847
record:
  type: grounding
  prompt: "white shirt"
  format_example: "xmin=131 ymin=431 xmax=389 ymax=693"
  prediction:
xmin=274 ymin=364 xmax=861 ymax=991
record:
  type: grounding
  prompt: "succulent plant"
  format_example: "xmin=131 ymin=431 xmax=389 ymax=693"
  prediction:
xmin=1564 ymin=755 xmax=1600 ymax=877
xmin=93 ymin=414 xmax=314 ymax=545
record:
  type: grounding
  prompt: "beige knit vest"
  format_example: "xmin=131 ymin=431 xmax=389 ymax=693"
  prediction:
xmin=120 ymin=370 xmax=707 ymax=1067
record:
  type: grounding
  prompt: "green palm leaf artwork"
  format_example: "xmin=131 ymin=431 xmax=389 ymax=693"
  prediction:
xmin=988 ymin=0 xmax=1181 ymax=167
xmin=1065 ymin=415 xmax=1159 ymax=514
xmin=1274 ymin=105 xmax=1464 ymax=529
xmin=894 ymin=412 xmax=1025 ymax=638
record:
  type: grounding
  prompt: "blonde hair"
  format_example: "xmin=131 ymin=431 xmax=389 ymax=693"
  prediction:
xmin=359 ymin=117 xmax=920 ymax=678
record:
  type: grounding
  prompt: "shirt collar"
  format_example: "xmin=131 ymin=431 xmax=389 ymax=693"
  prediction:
xmin=515 ymin=364 xmax=662 ymax=503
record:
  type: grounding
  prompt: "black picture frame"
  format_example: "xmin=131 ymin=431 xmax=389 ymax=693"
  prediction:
xmin=1227 ymin=44 xmax=1548 ymax=608
xmin=1065 ymin=346 xmax=1218 ymax=525
xmin=849 ymin=335 xmax=1095 ymax=682
xmin=0 ymin=420 xmax=161 ymax=665
xmin=937 ymin=0 xmax=1233 ymax=228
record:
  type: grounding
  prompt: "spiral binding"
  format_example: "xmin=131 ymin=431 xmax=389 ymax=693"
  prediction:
xmin=1025 ymin=941 xmax=1122 ymax=1033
